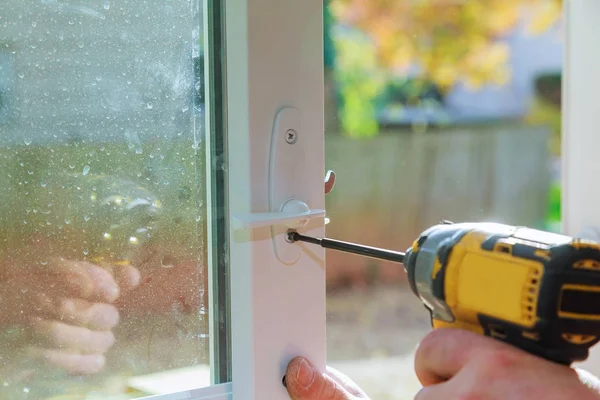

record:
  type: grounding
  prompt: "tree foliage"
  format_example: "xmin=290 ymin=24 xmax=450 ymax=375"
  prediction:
xmin=328 ymin=0 xmax=563 ymax=136
xmin=330 ymin=0 xmax=562 ymax=91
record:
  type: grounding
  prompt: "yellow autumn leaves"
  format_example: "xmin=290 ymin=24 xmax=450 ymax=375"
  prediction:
xmin=330 ymin=0 xmax=563 ymax=91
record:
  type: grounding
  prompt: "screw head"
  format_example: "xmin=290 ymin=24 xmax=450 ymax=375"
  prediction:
xmin=285 ymin=129 xmax=298 ymax=144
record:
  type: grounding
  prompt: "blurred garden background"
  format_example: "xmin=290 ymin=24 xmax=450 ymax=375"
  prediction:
xmin=320 ymin=1 xmax=573 ymax=397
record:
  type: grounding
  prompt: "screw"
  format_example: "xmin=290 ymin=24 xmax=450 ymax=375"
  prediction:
xmin=285 ymin=129 xmax=298 ymax=144
xmin=285 ymin=229 xmax=297 ymax=243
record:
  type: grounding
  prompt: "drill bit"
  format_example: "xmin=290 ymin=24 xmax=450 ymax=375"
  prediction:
xmin=288 ymin=231 xmax=405 ymax=264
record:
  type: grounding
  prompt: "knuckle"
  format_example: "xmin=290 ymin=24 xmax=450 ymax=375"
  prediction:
xmin=101 ymin=304 xmax=120 ymax=327
xmin=416 ymin=329 xmax=444 ymax=359
xmin=86 ymin=303 xmax=120 ymax=329
xmin=416 ymin=328 xmax=457 ymax=364
xmin=57 ymin=299 xmax=76 ymax=319
xmin=483 ymin=347 xmax=519 ymax=371
xmin=46 ymin=321 xmax=66 ymax=346
xmin=87 ymin=329 xmax=115 ymax=353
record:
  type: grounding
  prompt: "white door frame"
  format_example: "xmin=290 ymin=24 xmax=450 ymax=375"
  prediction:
xmin=562 ymin=0 xmax=600 ymax=238
xmin=224 ymin=0 xmax=327 ymax=398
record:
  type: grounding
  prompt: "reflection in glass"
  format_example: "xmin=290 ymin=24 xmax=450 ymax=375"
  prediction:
xmin=0 ymin=0 xmax=212 ymax=398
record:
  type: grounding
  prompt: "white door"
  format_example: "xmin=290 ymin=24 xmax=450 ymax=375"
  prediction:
xmin=0 ymin=0 xmax=325 ymax=398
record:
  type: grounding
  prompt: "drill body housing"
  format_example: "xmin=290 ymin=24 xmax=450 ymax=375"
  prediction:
xmin=403 ymin=222 xmax=600 ymax=365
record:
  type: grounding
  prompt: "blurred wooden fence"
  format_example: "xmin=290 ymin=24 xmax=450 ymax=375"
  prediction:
xmin=324 ymin=125 xmax=552 ymax=290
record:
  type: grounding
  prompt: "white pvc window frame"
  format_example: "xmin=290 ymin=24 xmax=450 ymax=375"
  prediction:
xmin=225 ymin=0 xmax=327 ymax=398
xmin=153 ymin=0 xmax=326 ymax=399
xmin=562 ymin=0 xmax=600 ymax=237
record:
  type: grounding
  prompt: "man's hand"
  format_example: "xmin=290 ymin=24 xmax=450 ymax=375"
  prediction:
xmin=414 ymin=328 xmax=600 ymax=399
xmin=284 ymin=357 xmax=370 ymax=400
xmin=0 ymin=257 xmax=140 ymax=377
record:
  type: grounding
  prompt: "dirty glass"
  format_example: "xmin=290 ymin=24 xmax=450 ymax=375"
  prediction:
xmin=0 ymin=0 xmax=226 ymax=398
xmin=323 ymin=1 xmax=564 ymax=399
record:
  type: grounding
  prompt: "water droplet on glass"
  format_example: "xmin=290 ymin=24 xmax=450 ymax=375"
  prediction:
xmin=82 ymin=165 xmax=90 ymax=175
xmin=68 ymin=20 xmax=74 ymax=25
xmin=24 ymin=138 xmax=32 ymax=146
xmin=195 ymin=82 xmax=201 ymax=91
xmin=146 ymin=102 xmax=153 ymax=110
xmin=39 ymin=260 xmax=48 ymax=266
xmin=125 ymin=130 xmax=142 ymax=154
xmin=40 ymin=182 xmax=47 ymax=188
xmin=83 ymin=249 xmax=89 ymax=256
xmin=84 ymin=215 xmax=91 ymax=222
xmin=77 ymin=41 xmax=84 ymax=48
xmin=20 ymin=288 xmax=28 ymax=294
xmin=182 ymin=105 xmax=189 ymax=113
xmin=23 ymin=387 xmax=29 ymax=394
xmin=31 ymin=21 xmax=37 ymax=27
xmin=195 ymin=216 xmax=201 ymax=222
xmin=103 ymin=0 xmax=110 ymax=10
xmin=68 ymin=164 xmax=75 ymax=169
xmin=199 ymin=305 xmax=207 ymax=315
xmin=64 ymin=219 xmax=71 ymax=225
xmin=95 ymin=76 xmax=102 ymax=82
xmin=18 ymin=72 xmax=24 ymax=79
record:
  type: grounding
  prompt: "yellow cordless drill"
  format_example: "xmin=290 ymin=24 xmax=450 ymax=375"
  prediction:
xmin=289 ymin=221 xmax=600 ymax=365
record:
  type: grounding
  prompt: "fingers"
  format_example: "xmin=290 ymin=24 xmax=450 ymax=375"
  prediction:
xmin=55 ymin=299 xmax=120 ymax=331
xmin=28 ymin=318 xmax=115 ymax=354
xmin=7 ymin=256 xmax=134 ymax=305
xmin=33 ymin=259 xmax=120 ymax=303
xmin=64 ymin=260 xmax=121 ymax=302
xmin=414 ymin=328 xmax=510 ymax=386
xmin=29 ymin=295 xmax=120 ymax=331
xmin=18 ymin=259 xmax=112 ymax=302
xmin=113 ymin=265 xmax=141 ymax=292
xmin=326 ymin=366 xmax=368 ymax=397
xmin=285 ymin=357 xmax=354 ymax=400
xmin=25 ymin=347 xmax=106 ymax=376
xmin=413 ymin=382 xmax=455 ymax=400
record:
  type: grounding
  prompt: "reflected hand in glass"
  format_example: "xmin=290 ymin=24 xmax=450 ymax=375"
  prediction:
xmin=0 ymin=173 xmax=158 ymax=386
xmin=0 ymin=257 xmax=141 ymax=378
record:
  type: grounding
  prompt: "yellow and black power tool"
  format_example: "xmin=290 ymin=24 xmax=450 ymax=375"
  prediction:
xmin=289 ymin=221 xmax=600 ymax=365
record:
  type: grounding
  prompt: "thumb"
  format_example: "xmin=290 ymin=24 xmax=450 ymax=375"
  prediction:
xmin=284 ymin=357 xmax=354 ymax=399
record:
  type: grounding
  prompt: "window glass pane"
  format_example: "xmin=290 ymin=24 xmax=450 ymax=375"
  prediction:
xmin=0 ymin=0 xmax=225 ymax=398
xmin=324 ymin=1 xmax=564 ymax=398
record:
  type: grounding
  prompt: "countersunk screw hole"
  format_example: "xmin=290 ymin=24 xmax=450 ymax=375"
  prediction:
xmin=285 ymin=129 xmax=298 ymax=144
xmin=286 ymin=230 xmax=297 ymax=243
